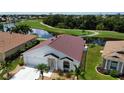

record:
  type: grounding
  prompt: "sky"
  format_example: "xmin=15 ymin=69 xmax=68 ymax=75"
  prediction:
xmin=0 ymin=12 xmax=124 ymax=15
xmin=0 ymin=0 xmax=124 ymax=12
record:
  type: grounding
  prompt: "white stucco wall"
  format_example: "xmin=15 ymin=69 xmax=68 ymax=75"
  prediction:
xmin=103 ymin=59 xmax=124 ymax=74
xmin=0 ymin=53 xmax=5 ymax=61
xmin=23 ymin=45 xmax=81 ymax=71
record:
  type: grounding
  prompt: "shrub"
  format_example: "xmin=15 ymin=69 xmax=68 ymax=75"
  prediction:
xmin=89 ymin=44 xmax=96 ymax=48
xmin=65 ymin=70 xmax=74 ymax=78
xmin=58 ymin=70 xmax=64 ymax=76
xmin=65 ymin=72 xmax=72 ymax=78
xmin=19 ymin=61 xmax=24 ymax=66
xmin=109 ymin=70 xmax=119 ymax=77
xmin=56 ymin=77 xmax=61 ymax=80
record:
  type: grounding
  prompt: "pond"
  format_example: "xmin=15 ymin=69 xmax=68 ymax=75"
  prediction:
xmin=32 ymin=29 xmax=53 ymax=39
xmin=84 ymin=37 xmax=123 ymax=46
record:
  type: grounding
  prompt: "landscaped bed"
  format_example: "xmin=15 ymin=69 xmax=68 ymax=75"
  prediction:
xmin=0 ymin=57 xmax=22 ymax=80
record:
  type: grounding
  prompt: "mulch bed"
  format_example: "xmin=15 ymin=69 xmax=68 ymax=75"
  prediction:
xmin=96 ymin=66 xmax=107 ymax=74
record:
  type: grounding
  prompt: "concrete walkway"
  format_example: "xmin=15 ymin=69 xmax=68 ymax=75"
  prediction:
xmin=40 ymin=22 xmax=99 ymax=37
xmin=40 ymin=22 xmax=55 ymax=29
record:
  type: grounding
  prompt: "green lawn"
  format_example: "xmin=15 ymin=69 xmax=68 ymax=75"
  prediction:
xmin=17 ymin=19 xmax=93 ymax=36
xmin=84 ymin=44 xmax=118 ymax=80
xmin=95 ymin=31 xmax=124 ymax=40
xmin=17 ymin=19 xmax=124 ymax=40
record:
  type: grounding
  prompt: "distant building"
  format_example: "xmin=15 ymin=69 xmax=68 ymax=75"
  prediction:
xmin=3 ymin=23 xmax=15 ymax=32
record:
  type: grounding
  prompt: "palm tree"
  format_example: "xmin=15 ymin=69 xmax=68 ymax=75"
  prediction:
xmin=74 ymin=65 xmax=85 ymax=80
xmin=36 ymin=64 xmax=48 ymax=80
xmin=11 ymin=24 xmax=32 ymax=34
xmin=0 ymin=61 xmax=10 ymax=79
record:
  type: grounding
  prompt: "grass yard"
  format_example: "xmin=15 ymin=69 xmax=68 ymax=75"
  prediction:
xmin=84 ymin=44 xmax=118 ymax=80
xmin=95 ymin=31 xmax=124 ymax=40
xmin=17 ymin=19 xmax=93 ymax=36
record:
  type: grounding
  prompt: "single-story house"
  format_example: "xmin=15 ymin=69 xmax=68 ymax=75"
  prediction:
xmin=0 ymin=32 xmax=36 ymax=61
xmin=102 ymin=41 xmax=124 ymax=75
xmin=23 ymin=35 xmax=87 ymax=71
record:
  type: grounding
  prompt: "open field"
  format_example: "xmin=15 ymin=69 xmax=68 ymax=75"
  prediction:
xmin=17 ymin=19 xmax=124 ymax=40
xmin=17 ymin=19 xmax=94 ymax=36
xmin=95 ymin=31 xmax=124 ymax=40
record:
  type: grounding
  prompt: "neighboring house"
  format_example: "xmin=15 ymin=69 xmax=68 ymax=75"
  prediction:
xmin=0 ymin=32 xmax=36 ymax=61
xmin=102 ymin=41 xmax=124 ymax=75
xmin=3 ymin=23 xmax=15 ymax=32
xmin=23 ymin=35 xmax=87 ymax=71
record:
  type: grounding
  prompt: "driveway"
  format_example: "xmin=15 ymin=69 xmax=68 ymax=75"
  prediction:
xmin=10 ymin=66 xmax=53 ymax=80
xmin=10 ymin=66 xmax=40 ymax=80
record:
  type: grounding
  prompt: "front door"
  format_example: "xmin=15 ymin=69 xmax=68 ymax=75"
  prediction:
xmin=63 ymin=61 xmax=70 ymax=72
xmin=50 ymin=62 xmax=54 ymax=71
xmin=48 ymin=58 xmax=55 ymax=71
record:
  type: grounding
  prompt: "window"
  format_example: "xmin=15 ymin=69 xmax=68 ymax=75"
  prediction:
xmin=110 ymin=61 xmax=118 ymax=70
xmin=117 ymin=51 xmax=124 ymax=54
xmin=63 ymin=61 xmax=70 ymax=72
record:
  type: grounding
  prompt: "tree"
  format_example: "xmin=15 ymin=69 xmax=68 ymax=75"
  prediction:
xmin=36 ymin=64 xmax=48 ymax=80
xmin=103 ymin=16 xmax=115 ymax=31
xmin=43 ymin=14 xmax=124 ymax=33
xmin=0 ymin=23 xmax=3 ymax=30
xmin=113 ymin=18 xmax=124 ymax=33
xmin=12 ymin=24 xmax=32 ymax=34
xmin=74 ymin=65 xmax=85 ymax=80
xmin=96 ymin=23 xmax=105 ymax=30
xmin=0 ymin=61 xmax=10 ymax=74
xmin=83 ymin=15 xmax=97 ymax=30
xmin=64 ymin=16 xmax=74 ymax=29
xmin=43 ymin=15 xmax=63 ymax=27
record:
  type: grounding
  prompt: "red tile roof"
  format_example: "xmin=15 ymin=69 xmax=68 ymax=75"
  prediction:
xmin=48 ymin=35 xmax=85 ymax=62
xmin=28 ymin=35 xmax=85 ymax=62
xmin=0 ymin=32 xmax=36 ymax=53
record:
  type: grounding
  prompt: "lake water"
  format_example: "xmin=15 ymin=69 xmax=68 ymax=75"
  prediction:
xmin=32 ymin=29 xmax=53 ymax=39
xmin=2 ymin=24 xmax=53 ymax=39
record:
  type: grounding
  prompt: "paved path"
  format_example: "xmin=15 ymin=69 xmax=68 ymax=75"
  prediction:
xmin=79 ymin=30 xmax=99 ymax=38
xmin=40 ymin=22 xmax=99 ymax=37
xmin=40 ymin=22 xmax=55 ymax=29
